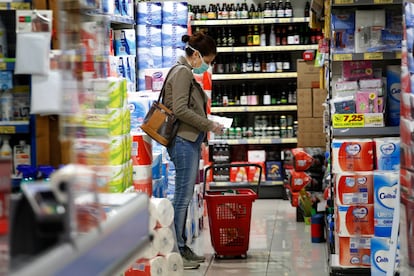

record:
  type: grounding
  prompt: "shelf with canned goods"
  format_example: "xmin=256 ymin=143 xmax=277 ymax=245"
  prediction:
xmin=331 ymin=51 xmax=401 ymax=62
xmin=218 ymin=44 xmax=318 ymax=53
xmin=332 ymin=0 xmax=402 ymax=6
xmin=212 ymin=72 xmax=297 ymax=80
xmin=208 ymin=137 xmax=297 ymax=145
xmin=211 ymin=105 xmax=297 ymax=113
xmin=191 ymin=17 xmax=310 ymax=26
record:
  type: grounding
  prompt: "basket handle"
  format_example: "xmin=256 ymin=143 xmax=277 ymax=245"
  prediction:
xmin=202 ymin=163 xmax=263 ymax=197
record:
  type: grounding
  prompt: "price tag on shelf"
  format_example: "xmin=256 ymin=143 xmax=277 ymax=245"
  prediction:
xmin=364 ymin=52 xmax=383 ymax=60
xmin=334 ymin=0 xmax=354 ymax=4
xmin=0 ymin=63 xmax=6 ymax=71
xmin=0 ymin=126 xmax=16 ymax=134
xmin=332 ymin=114 xmax=365 ymax=128
xmin=374 ymin=0 xmax=393 ymax=4
xmin=333 ymin=54 xmax=352 ymax=61
xmin=278 ymin=18 xmax=290 ymax=23
xmin=395 ymin=52 xmax=401 ymax=59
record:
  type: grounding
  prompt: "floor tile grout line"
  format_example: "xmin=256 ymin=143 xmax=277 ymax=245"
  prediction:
xmin=264 ymin=200 xmax=280 ymax=275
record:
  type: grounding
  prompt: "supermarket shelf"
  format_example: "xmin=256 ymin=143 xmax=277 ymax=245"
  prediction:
xmin=212 ymin=72 xmax=297 ymax=80
xmin=218 ymin=44 xmax=318 ymax=53
xmin=191 ymin=17 xmax=310 ymax=26
xmin=11 ymin=193 xmax=150 ymax=276
xmin=0 ymin=121 xmax=30 ymax=134
xmin=329 ymin=254 xmax=370 ymax=276
xmin=209 ymin=137 xmax=297 ymax=145
xmin=109 ymin=15 xmax=135 ymax=25
xmin=209 ymin=181 xmax=283 ymax=188
xmin=332 ymin=126 xmax=400 ymax=137
xmin=332 ymin=0 xmax=402 ymax=6
xmin=211 ymin=105 xmax=297 ymax=113
xmin=332 ymin=51 xmax=401 ymax=61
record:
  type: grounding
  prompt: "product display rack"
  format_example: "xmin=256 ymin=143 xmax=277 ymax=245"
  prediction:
xmin=191 ymin=11 xmax=318 ymax=198
xmin=327 ymin=0 xmax=402 ymax=275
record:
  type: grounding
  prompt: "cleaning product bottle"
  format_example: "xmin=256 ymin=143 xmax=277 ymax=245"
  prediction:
xmin=17 ymin=164 xmax=36 ymax=185
xmin=0 ymin=18 xmax=7 ymax=58
xmin=0 ymin=90 xmax=13 ymax=121
xmin=13 ymin=140 xmax=31 ymax=176
xmin=0 ymin=136 xmax=11 ymax=159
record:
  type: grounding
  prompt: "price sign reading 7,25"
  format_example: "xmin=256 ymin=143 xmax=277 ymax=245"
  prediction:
xmin=332 ymin=114 xmax=365 ymax=128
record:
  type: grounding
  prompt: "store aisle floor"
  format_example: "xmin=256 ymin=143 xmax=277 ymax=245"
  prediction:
xmin=184 ymin=199 xmax=329 ymax=276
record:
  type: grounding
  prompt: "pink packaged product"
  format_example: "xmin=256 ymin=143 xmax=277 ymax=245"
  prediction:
xmin=342 ymin=60 xmax=373 ymax=80
xmin=355 ymin=90 xmax=378 ymax=113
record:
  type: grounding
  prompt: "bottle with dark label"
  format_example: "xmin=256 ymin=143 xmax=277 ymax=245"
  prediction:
xmin=246 ymin=53 xmax=253 ymax=72
xmin=304 ymin=1 xmax=310 ymax=17
xmin=256 ymin=3 xmax=263 ymax=19
xmin=284 ymin=0 xmax=293 ymax=18
xmin=271 ymin=0 xmax=277 ymax=18
xmin=249 ymin=3 xmax=256 ymax=19
xmin=276 ymin=0 xmax=285 ymax=18
xmin=253 ymin=55 xmax=261 ymax=72
xmin=229 ymin=3 xmax=237 ymax=19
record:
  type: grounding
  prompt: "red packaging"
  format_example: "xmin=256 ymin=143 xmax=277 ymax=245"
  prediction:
xmin=229 ymin=162 xmax=249 ymax=182
xmin=247 ymin=162 xmax=266 ymax=183
xmin=338 ymin=237 xmax=371 ymax=267
xmin=335 ymin=172 xmax=374 ymax=205
xmin=336 ymin=204 xmax=374 ymax=237
xmin=291 ymin=148 xmax=314 ymax=171
xmin=342 ymin=60 xmax=373 ymax=80
xmin=289 ymin=170 xmax=312 ymax=192
xmin=332 ymin=139 xmax=374 ymax=172
xmin=131 ymin=133 xmax=152 ymax=166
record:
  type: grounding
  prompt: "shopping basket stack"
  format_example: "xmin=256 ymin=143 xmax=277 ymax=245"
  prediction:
xmin=203 ymin=163 xmax=262 ymax=258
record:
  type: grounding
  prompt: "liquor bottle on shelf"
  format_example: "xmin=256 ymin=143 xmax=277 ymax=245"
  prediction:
xmin=253 ymin=25 xmax=260 ymax=46
xmin=216 ymin=28 xmax=222 ymax=47
xmin=267 ymin=54 xmax=276 ymax=72
xmin=222 ymin=87 xmax=228 ymax=107
xmin=253 ymin=55 xmax=261 ymax=72
xmin=216 ymin=3 xmax=222 ymax=19
xmin=263 ymin=0 xmax=272 ymax=18
xmin=248 ymin=84 xmax=259 ymax=106
xmin=235 ymin=3 xmax=241 ymax=19
xmin=229 ymin=3 xmax=237 ymax=19
xmin=247 ymin=25 xmax=253 ymax=46
xmin=200 ymin=5 xmax=208 ymax=20
xmin=263 ymin=87 xmax=271 ymax=105
xmin=228 ymin=28 xmax=235 ymax=46
xmin=276 ymin=0 xmax=285 ymax=18
xmin=281 ymin=27 xmax=287 ymax=45
xmin=276 ymin=54 xmax=283 ymax=72
xmin=246 ymin=53 xmax=253 ymax=72
xmin=269 ymin=25 xmax=276 ymax=46
xmin=256 ymin=3 xmax=263 ymax=19
xmin=208 ymin=4 xmax=216 ymax=19
xmin=304 ymin=1 xmax=310 ymax=17
xmin=260 ymin=25 xmax=266 ymax=46
xmin=221 ymin=27 xmax=228 ymax=47
xmin=284 ymin=0 xmax=293 ymax=18
xmin=240 ymin=83 xmax=248 ymax=105
xmin=228 ymin=85 xmax=236 ymax=106
xmin=271 ymin=0 xmax=277 ymax=18
xmin=280 ymin=90 xmax=288 ymax=104
xmin=249 ymin=4 xmax=256 ymax=19
xmin=188 ymin=4 xmax=194 ymax=20
xmin=241 ymin=2 xmax=249 ymax=19
xmin=282 ymin=55 xmax=290 ymax=71
xmin=230 ymin=55 xmax=238 ymax=73
xmin=261 ymin=56 xmax=267 ymax=72
xmin=287 ymin=25 xmax=294 ymax=45
xmin=275 ymin=27 xmax=281 ymax=45
xmin=221 ymin=3 xmax=229 ymax=19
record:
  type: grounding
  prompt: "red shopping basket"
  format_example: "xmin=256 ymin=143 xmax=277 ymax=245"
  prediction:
xmin=203 ymin=163 xmax=262 ymax=258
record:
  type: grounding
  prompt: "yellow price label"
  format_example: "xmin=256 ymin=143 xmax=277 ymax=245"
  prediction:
xmin=334 ymin=0 xmax=354 ymax=4
xmin=332 ymin=114 xmax=365 ymax=128
xmin=374 ymin=0 xmax=393 ymax=4
xmin=395 ymin=52 xmax=402 ymax=59
xmin=0 ymin=126 xmax=16 ymax=134
xmin=0 ymin=63 xmax=6 ymax=70
xmin=364 ymin=52 xmax=383 ymax=60
xmin=333 ymin=54 xmax=353 ymax=61
xmin=278 ymin=18 xmax=290 ymax=23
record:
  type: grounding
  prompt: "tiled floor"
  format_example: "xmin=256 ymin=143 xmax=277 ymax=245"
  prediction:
xmin=184 ymin=199 xmax=329 ymax=276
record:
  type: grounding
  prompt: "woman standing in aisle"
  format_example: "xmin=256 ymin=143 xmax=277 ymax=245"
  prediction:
xmin=164 ymin=32 xmax=223 ymax=269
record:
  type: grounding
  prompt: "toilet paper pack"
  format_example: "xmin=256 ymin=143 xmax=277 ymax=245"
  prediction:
xmin=339 ymin=237 xmax=371 ymax=267
xmin=373 ymin=171 xmax=399 ymax=237
xmin=332 ymin=139 xmax=374 ymax=173
xmin=335 ymin=172 xmax=374 ymax=205
xmin=336 ymin=204 xmax=374 ymax=237
xmin=374 ymin=137 xmax=400 ymax=171
xmin=162 ymin=1 xmax=188 ymax=25
xmin=371 ymin=237 xmax=400 ymax=276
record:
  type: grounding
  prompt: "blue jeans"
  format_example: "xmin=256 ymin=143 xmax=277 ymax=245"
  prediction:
xmin=167 ymin=134 xmax=204 ymax=248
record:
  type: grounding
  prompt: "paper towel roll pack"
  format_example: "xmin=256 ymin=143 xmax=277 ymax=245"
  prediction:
xmin=336 ymin=204 xmax=374 ymax=236
xmin=131 ymin=133 xmax=153 ymax=166
xmin=371 ymin=237 xmax=400 ymax=276
xmin=152 ymin=227 xmax=175 ymax=255
xmin=126 ymin=256 xmax=167 ymax=276
xmin=338 ymin=236 xmax=371 ymax=267
xmin=165 ymin=252 xmax=184 ymax=276
xmin=149 ymin=198 xmax=174 ymax=227
xmin=332 ymin=139 xmax=374 ymax=173
xmin=335 ymin=172 xmax=374 ymax=205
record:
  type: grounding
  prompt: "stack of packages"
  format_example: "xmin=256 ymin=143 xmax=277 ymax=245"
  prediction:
xmin=136 ymin=1 xmax=188 ymax=92
xmin=296 ymin=59 xmax=327 ymax=148
xmin=331 ymin=137 xmax=400 ymax=272
xmin=284 ymin=148 xmax=325 ymax=213
xmin=125 ymin=198 xmax=183 ymax=276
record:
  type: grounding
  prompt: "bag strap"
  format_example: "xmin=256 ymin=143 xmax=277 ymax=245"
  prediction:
xmin=157 ymin=62 xmax=193 ymax=106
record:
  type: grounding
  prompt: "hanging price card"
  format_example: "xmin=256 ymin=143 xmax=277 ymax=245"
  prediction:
xmin=333 ymin=54 xmax=353 ymax=61
xmin=0 ymin=126 xmax=16 ymax=134
xmin=364 ymin=52 xmax=383 ymax=60
xmin=374 ymin=0 xmax=393 ymax=4
xmin=332 ymin=114 xmax=365 ymax=128
xmin=334 ymin=0 xmax=354 ymax=4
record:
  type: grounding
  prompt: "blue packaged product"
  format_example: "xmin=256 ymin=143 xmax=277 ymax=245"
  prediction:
xmin=386 ymin=65 xmax=401 ymax=126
